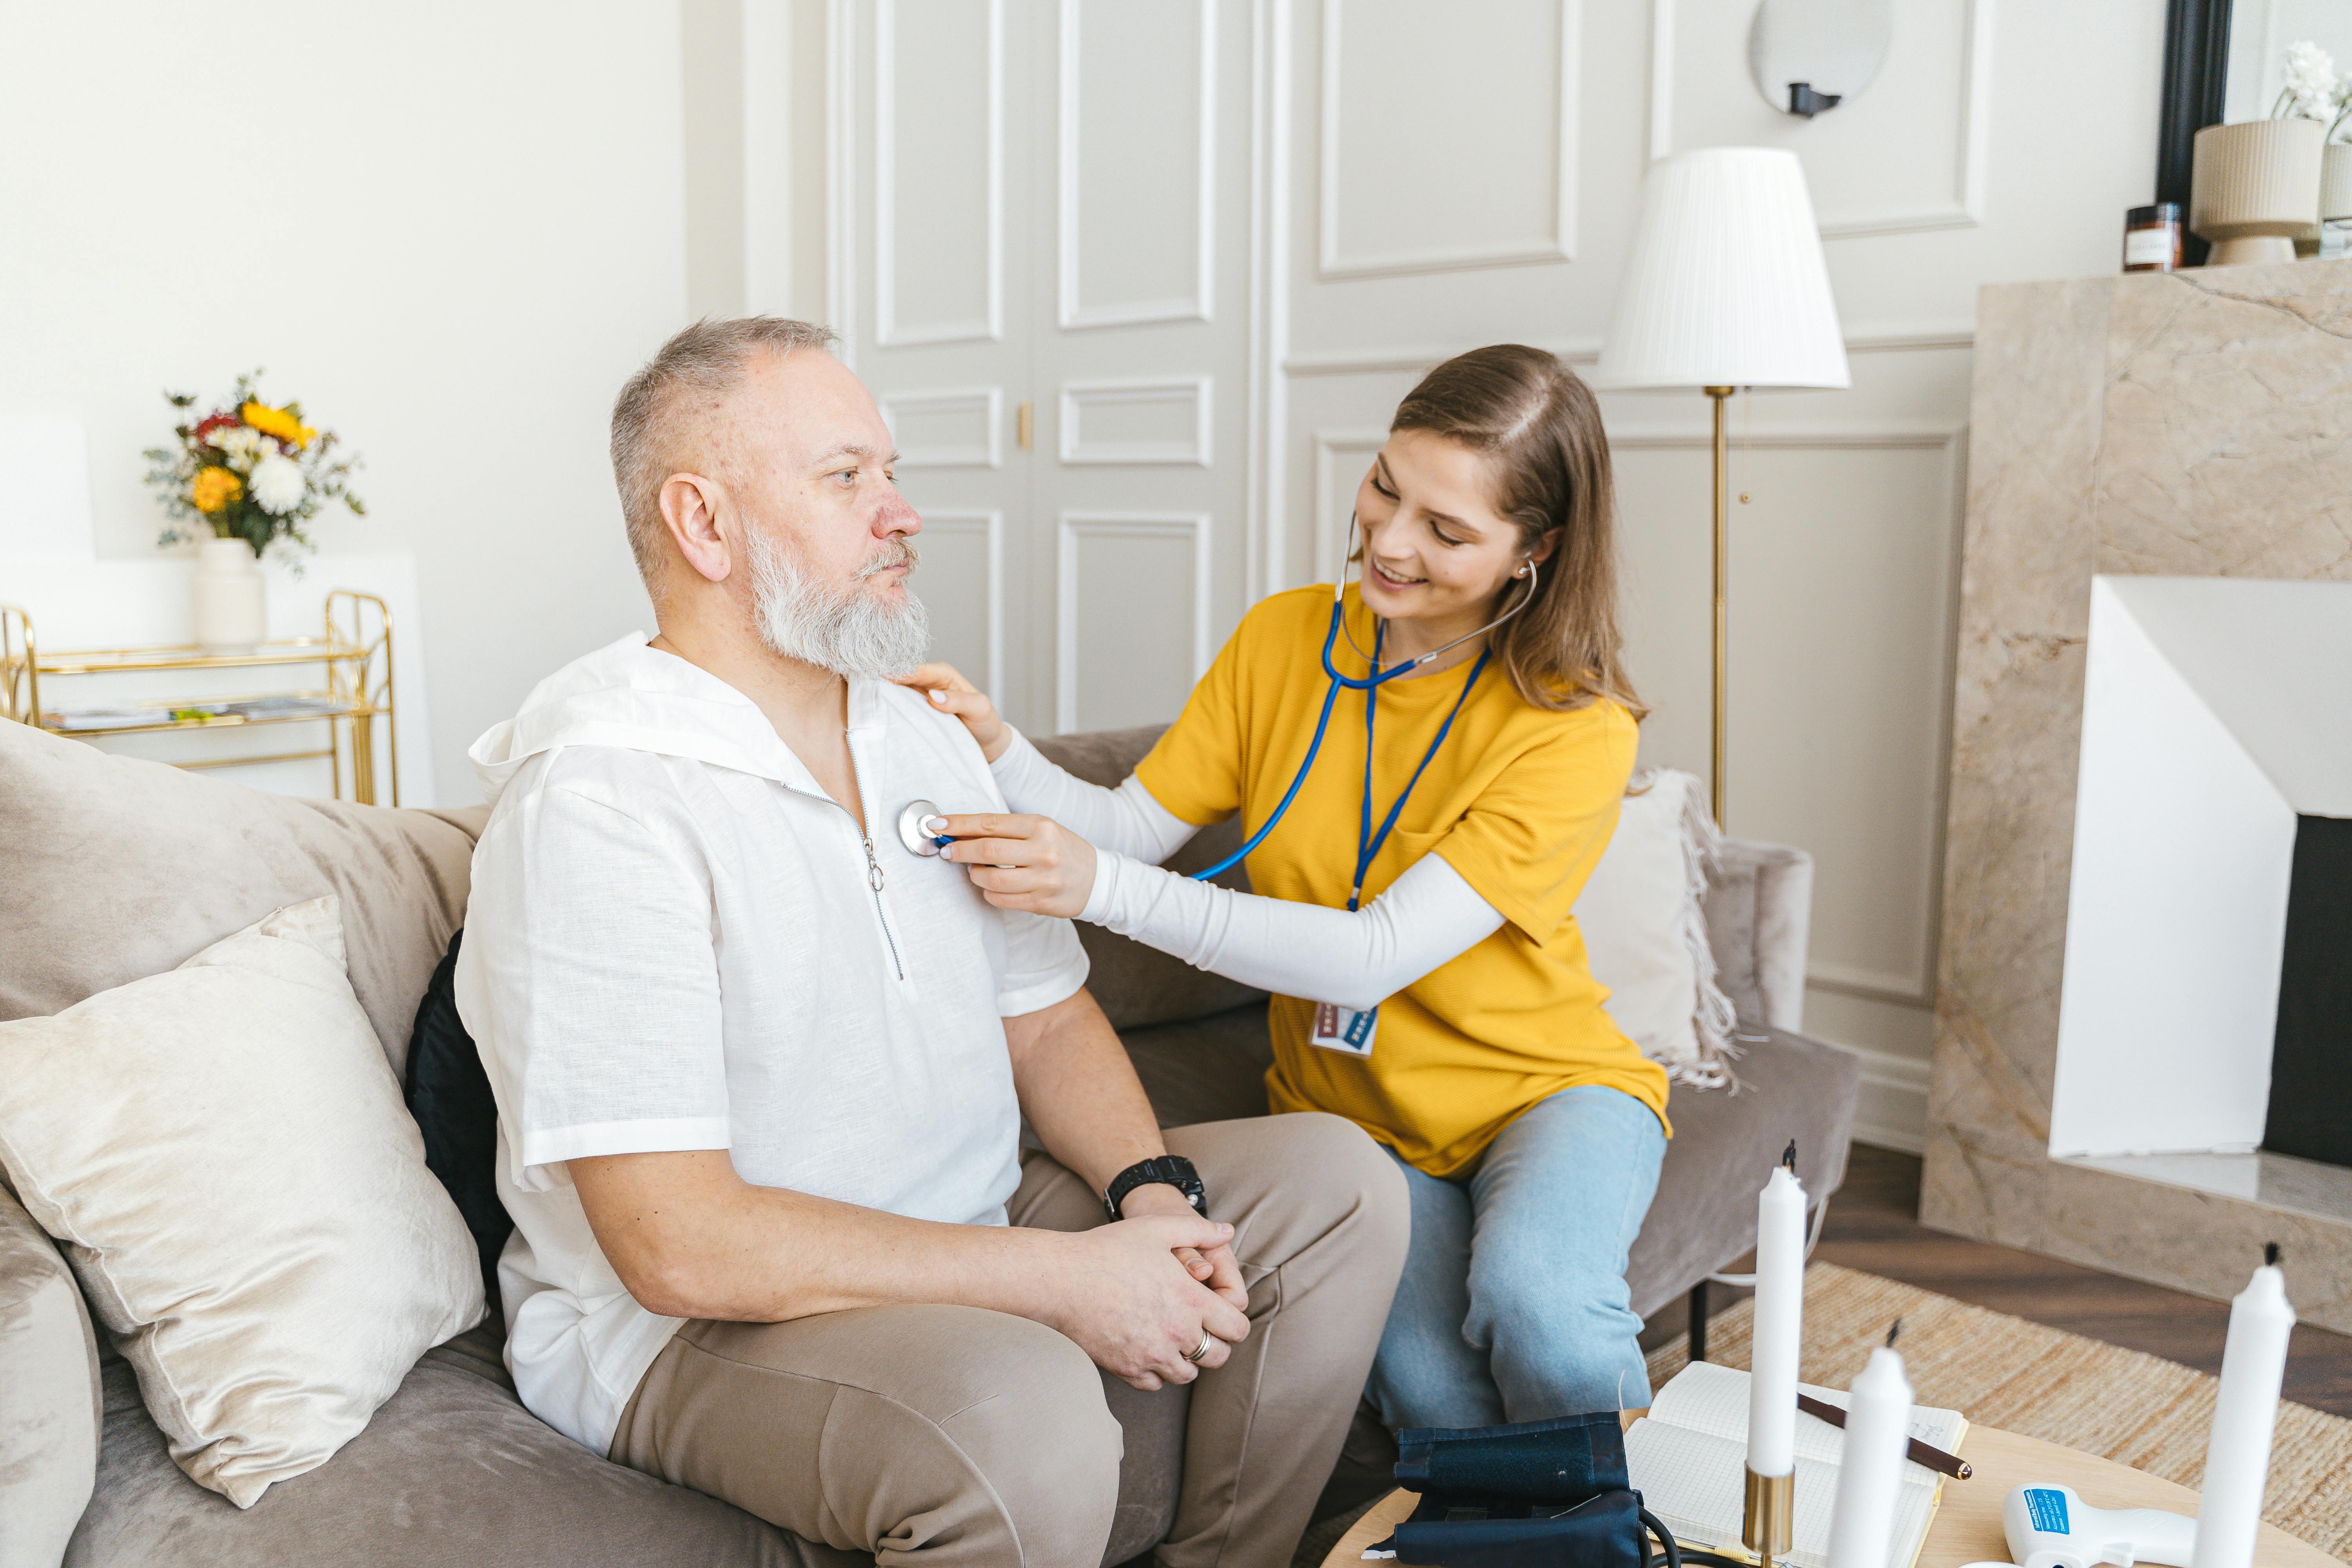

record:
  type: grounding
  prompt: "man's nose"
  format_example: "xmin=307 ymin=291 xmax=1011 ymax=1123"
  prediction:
xmin=876 ymin=487 xmax=922 ymax=537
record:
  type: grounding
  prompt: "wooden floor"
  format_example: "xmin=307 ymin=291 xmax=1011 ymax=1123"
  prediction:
xmin=1642 ymin=1143 xmax=2352 ymax=1419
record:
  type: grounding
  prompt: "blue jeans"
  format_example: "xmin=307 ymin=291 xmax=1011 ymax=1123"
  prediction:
xmin=1368 ymin=1084 xmax=1666 ymax=1430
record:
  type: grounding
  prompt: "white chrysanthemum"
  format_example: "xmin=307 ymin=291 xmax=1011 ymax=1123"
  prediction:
xmin=249 ymin=453 xmax=306 ymax=515
xmin=210 ymin=426 xmax=267 ymax=468
xmin=2283 ymin=40 xmax=2339 ymax=120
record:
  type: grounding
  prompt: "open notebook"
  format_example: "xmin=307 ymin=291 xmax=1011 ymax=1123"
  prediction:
xmin=1625 ymin=1362 xmax=1968 ymax=1568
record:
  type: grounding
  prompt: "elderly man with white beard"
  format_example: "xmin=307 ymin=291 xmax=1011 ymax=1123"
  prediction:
xmin=454 ymin=318 xmax=1410 ymax=1568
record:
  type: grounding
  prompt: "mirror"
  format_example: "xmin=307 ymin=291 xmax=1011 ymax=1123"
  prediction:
xmin=2224 ymin=2 xmax=2352 ymax=123
xmin=1748 ymin=0 xmax=1892 ymax=117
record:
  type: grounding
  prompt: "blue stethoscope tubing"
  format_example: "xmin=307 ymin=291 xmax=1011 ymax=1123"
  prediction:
xmin=1185 ymin=530 xmax=1537 ymax=886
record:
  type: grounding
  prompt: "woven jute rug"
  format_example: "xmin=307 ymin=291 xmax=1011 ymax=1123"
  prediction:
xmin=1644 ymin=1261 xmax=2352 ymax=1557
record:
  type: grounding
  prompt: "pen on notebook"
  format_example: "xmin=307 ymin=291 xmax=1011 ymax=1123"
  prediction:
xmin=1794 ymin=1391 xmax=1972 ymax=1480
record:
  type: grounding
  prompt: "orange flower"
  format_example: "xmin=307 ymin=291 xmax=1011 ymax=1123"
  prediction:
xmin=240 ymin=401 xmax=314 ymax=448
xmin=191 ymin=466 xmax=243 ymax=514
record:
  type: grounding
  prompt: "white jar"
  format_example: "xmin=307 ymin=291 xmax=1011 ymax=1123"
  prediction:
xmin=191 ymin=535 xmax=267 ymax=653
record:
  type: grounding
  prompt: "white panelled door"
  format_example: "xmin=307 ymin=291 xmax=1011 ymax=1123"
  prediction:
xmin=842 ymin=0 xmax=1257 ymax=737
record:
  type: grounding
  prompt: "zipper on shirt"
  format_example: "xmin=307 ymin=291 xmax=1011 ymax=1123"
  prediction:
xmin=858 ymin=827 xmax=905 ymax=981
xmin=840 ymin=725 xmax=906 ymax=983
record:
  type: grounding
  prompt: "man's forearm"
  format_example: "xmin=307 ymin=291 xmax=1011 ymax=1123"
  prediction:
xmin=1004 ymin=987 xmax=1166 ymax=1196
xmin=570 ymin=1148 xmax=1069 ymax=1324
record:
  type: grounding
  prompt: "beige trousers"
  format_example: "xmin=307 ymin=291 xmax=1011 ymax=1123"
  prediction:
xmin=609 ymin=1114 xmax=1408 ymax=1568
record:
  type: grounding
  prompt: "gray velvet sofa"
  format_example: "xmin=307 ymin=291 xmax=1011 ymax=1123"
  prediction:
xmin=0 ymin=717 xmax=1858 ymax=1568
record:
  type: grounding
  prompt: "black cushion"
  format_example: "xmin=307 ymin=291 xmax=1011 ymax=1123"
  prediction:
xmin=401 ymin=930 xmax=511 ymax=1292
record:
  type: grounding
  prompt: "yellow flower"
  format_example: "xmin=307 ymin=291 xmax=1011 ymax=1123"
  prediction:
xmin=240 ymin=401 xmax=313 ymax=449
xmin=191 ymin=466 xmax=243 ymax=514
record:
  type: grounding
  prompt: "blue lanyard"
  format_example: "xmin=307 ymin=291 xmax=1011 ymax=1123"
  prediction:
xmin=1350 ymin=624 xmax=1491 ymax=910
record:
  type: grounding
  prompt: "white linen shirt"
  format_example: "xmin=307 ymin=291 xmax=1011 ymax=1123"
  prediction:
xmin=454 ymin=633 xmax=1088 ymax=1455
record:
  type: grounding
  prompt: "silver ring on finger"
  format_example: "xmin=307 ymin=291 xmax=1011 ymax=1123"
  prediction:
xmin=1182 ymin=1332 xmax=1216 ymax=1364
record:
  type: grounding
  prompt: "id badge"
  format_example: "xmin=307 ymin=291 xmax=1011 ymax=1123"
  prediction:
xmin=1310 ymin=1002 xmax=1379 ymax=1056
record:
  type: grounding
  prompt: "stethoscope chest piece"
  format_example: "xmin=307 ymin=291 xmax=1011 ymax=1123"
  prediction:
xmin=895 ymin=799 xmax=947 ymax=857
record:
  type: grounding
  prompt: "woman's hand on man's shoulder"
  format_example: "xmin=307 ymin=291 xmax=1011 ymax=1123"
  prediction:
xmin=895 ymin=662 xmax=1011 ymax=762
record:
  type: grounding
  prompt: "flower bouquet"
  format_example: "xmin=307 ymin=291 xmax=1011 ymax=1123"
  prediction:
xmin=145 ymin=371 xmax=364 ymax=560
xmin=143 ymin=373 xmax=365 ymax=650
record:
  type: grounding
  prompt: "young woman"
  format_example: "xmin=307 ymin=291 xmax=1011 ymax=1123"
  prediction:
xmin=904 ymin=345 xmax=1670 ymax=1428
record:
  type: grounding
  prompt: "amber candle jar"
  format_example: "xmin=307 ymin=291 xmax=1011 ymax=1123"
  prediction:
xmin=2124 ymin=202 xmax=2183 ymax=272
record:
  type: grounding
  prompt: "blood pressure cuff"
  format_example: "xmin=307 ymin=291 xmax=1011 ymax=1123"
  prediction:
xmin=1371 ymin=1412 xmax=1647 ymax=1568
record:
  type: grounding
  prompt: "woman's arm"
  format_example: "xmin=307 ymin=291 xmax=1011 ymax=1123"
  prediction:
xmin=933 ymin=806 xmax=1509 ymax=1011
xmin=991 ymin=728 xmax=1201 ymax=865
xmin=1081 ymin=850 xmax=1502 ymax=1010
xmin=899 ymin=662 xmax=1203 ymax=864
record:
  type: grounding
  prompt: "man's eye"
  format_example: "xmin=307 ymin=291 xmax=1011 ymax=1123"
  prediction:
xmin=833 ymin=468 xmax=857 ymax=486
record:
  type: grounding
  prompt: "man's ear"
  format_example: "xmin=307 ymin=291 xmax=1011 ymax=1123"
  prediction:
xmin=659 ymin=473 xmax=734 ymax=584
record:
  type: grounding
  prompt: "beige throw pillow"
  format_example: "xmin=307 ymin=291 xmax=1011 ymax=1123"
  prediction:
xmin=1573 ymin=768 xmax=1740 ymax=1087
xmin=0 ymin=897 xmax=483 ymax=1507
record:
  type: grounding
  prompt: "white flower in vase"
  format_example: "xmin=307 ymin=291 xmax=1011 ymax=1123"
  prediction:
xmin=211 ymin=426 xmax=267 ymax=467
xmin=250 ymin=453 xmax=306 ymax=514
xmin=2279 ymin=40 xmax=2339 ymax=122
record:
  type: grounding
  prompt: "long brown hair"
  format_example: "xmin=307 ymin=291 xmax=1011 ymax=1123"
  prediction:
xmin=1387 ymin=345 xmax=1645 ymax=719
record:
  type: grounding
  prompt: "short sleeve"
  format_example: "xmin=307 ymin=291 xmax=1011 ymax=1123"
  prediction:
xmin=1131 ymin=609 xmax=1253 ymax=827
xmin=461 ymin=776 xmax=730 ymax=1191
xmin=1431 ymin=701 xmax=1640 ymax=942
xmin=993 ymin=907 xmax=1090 ymax=1018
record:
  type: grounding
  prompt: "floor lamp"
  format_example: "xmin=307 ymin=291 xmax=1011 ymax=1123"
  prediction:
xmin=1596 ymin=148 xmax=1849 ymax=829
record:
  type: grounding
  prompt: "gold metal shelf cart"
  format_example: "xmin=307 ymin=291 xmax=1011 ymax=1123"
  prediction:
xmin=0 ymin=590 xmax=399 ymax=805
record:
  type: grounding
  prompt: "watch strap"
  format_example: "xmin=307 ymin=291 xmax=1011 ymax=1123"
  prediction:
xmin=1103 ymin=1154 xmax=1206 ymax=1222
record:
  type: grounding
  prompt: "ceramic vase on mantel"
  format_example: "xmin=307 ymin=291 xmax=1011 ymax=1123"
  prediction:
xmin=2191 ymin=118 xmax=2324 ymax=266
xmin=192 ymin=535 xmax=267 ymax=654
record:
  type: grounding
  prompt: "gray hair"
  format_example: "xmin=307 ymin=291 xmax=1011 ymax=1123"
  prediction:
xmin=608 ymin=316 xmax=838 ymax=599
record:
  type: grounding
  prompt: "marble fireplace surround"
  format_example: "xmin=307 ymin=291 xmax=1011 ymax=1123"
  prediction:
xmin=1924 ymin=258 xmax=2352 ymax=1334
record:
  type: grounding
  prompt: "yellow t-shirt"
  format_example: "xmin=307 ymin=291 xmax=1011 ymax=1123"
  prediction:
xmin=1133 ymin=584 xmax=1670 ymax=1178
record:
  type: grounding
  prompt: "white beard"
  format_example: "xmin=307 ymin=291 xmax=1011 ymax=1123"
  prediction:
xmin=744 ymin=524 xmax=930 ymax=680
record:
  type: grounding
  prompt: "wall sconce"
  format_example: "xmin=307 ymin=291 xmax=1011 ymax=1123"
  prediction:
xmin=1749 ymin=0 xmax=1889 ymax=119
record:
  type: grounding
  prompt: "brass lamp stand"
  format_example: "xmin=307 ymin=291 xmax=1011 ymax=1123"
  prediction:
xmin=1705 ymin=385 xmax=1733 ymax=831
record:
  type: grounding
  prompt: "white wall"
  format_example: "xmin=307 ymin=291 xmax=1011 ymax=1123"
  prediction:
xmin=0 ymin=3 xmax=694 ymax=806
xmin=1269 ymin=0 xmax=2169 ymax=1151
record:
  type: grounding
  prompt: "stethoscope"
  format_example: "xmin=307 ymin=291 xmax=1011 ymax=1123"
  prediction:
xmin=895 ymin=512 xmax=1541 ymax=888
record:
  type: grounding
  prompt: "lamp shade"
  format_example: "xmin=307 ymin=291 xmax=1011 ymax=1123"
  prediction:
xmin=1596 ymin=147 xmax=1849 ymax=390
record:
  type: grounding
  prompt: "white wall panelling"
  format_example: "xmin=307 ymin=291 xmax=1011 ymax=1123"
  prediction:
xmin=1281 ymin=321 xmax=1978 ymax=380
xmin=1607 ymin=424 xmax=1965 ymax=1019
xmin=881 ymin=387 xmax=1004 ymax=467
xmin=1649 ymin=0 xmax=1996 ymax=239
xmin=1317 ymin=0 xmax=1579 ymax=279
xmin=1058 ymin=0 xmax=1218 ymax=328
xmin=1310 ymin=427 xmax=1385 ymax=582
xmin=915 ymin=509 xmax=1006 ymax=698
xmin=1059 ymin=377 xmax=1214 ymax=466
xmin=1056 ymin=513 xmax=1213 ymax=733
xmin=873 ymin=0 xmax=1005 ymax=345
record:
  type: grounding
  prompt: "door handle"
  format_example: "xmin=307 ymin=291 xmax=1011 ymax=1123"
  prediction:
xmin=1017 ymin=399 xmax=1034 ymax=453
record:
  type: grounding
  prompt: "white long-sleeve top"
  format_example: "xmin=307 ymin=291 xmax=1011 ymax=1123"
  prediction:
xmin=989 ymin=727 xmax=1503 ymax=1011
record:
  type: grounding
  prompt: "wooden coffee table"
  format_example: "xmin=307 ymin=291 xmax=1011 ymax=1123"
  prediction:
xmin=1323 ymin=1421 xmax=2343 ymax=1568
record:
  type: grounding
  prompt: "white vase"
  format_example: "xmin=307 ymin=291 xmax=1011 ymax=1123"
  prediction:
xmin=192 ymin=536 xmax=267 ymax=654
xmin=2191 ymin=119 xmax=2325 ymax=266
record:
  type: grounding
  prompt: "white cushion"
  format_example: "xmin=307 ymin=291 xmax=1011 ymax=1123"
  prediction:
xmin=0 ymin=897 xmax=483 ymax=1508
xmin=1573 ymin=768 xmax=1739 ymax=1087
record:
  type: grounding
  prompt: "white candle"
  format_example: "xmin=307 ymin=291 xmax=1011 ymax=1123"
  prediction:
xmin=1746 ymin=1159 xmax=1807 ymax=1477
xmin=2189 ymin=1252 xmax=2295 ymax=1568
xmin=1825 ymin=1345 xmax=1914 ymax=1568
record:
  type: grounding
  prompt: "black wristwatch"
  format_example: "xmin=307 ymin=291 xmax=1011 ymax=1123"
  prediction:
xmin=1103 ymin=1154 xmax=1207 ymax=1222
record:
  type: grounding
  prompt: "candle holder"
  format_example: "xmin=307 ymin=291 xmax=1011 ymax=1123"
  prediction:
xmin=1744 ymin=1467 xmax=1793 ymax=1568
